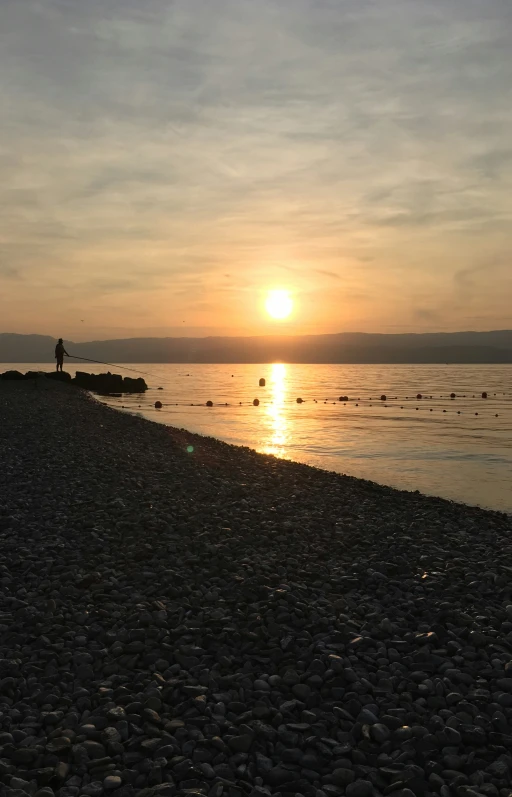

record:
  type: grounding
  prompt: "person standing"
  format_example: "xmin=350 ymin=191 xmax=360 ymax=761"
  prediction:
xmin=55 ymin=338 xmax=69 ymax=372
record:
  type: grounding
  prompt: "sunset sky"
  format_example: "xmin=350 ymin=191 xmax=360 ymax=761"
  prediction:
xmin=1 ymin=0 xmax=511 ymax=341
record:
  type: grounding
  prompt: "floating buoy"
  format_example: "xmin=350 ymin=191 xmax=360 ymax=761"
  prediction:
xmin=297 ymin=397 xmax=304 ymax=404
xmin=259 ymin=378 xmax=266 ymax=387
xmin=206 ymin=401 xmax=213 ymax=407
xmin=253 ymin=398 xmax=259 ymax=406
xmin=450 ymin=393 xmax=456 ymax=399
xmin=339 ymin=395 xmax=349 ymax=402
xmin=158 ymin=387 xmax=163 ymax=390
xmin=417 ymin=393 xmax=422 ymax=400
xmin=475 ymin=412 xmax=478 ymax=416
xmin=482 ymin=392 xmax=487 ymax=399
xmin=380 ymin=395 xmax=386 ymax=401
xmin=154 ymin=401 xmax=162 ymax=409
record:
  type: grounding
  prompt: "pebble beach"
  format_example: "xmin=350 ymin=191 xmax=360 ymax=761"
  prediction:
xmin=1 ymin=380 xmax=512 ymax=797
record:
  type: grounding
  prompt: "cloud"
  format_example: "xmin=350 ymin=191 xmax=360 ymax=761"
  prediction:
xmin=414 ymin=308 xmax=440 ymax=323
xmin=0 ymin=0 xmax=511 ymax=336
xmin=312 ymin=268 xmax=342 ymax=280
xmin=0 ymin=265 xmax=23 ymax=281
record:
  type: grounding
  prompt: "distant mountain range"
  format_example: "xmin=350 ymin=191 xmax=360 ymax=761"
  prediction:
xmin=2 ymin=330 xmax=512 ymax=364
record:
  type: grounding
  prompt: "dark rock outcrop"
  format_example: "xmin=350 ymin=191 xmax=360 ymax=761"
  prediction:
xmin=1 ymin=370 xmax=147 ymax=393
xmin=0 ymin=370 xmax=25 ymax=380
xmin=45 ymin=371 xmax=73 ymax=383
xmin=72 ymin=371 xmax=147 ymax=393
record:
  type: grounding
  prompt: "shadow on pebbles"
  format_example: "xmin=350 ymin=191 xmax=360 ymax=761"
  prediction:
xmin=0 ymin=383 xmax=512 ymax=797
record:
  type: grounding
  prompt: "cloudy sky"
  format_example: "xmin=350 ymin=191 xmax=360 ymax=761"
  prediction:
xmin=1 ymin=0 xmax=511 ymax=340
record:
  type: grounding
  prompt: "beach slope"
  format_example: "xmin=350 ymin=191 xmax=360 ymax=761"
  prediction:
xmin=1 ymin=381 xmax=511 ymax=797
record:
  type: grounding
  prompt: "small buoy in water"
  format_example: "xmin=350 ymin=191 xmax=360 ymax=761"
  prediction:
xmin=450 ymin=393 xmax=456 ymax=399
xmin=430 ymin=409 xmax=433 ymax=412
xmin=380 ymin=395 xmax=386 ymax=401
xmin=158 ymin=387 xmax=163 ymax=390
xmin=443 ymin=410 xmax=446 ymax=413
xmin=475 ymin=412 xmax=478 ymax=416
xmin=338 ymin=395 xmax=349 ymax=402
xmin=253 ymin=398 xmax=259 ymax=406
xmin=457 ymin=411 xmax=461 ymax=414
xmin=417 ymin=393 xmax=422 ymax=400
xmin=259 ymin=378 xmax=266 ymax=387
xmin=155 ymin=401 xmax=162 ymax=409
xmin=482 ymin=392 xmax=487 ymax=399
xmin=206 ymin=401 xmax=213 ymax=407
xmin=297 ymin=397 xmax=304 ymax=404
xmin=496 ymin=414 xmax=499 ymax=417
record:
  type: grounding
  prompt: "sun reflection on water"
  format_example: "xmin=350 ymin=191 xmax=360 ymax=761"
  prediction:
xmin=264 ymin=363 xmax=289 ymax=457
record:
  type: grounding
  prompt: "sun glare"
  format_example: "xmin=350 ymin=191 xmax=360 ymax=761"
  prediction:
xmin=265 ymin=290 xmax=293 ymax=320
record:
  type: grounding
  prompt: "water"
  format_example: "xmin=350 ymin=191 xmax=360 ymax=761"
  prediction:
xmin=5 ymin=363 xmax=512 ymax=513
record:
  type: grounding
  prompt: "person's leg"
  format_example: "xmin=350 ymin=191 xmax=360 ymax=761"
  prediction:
xmin=56 ymin=361 xmax=59 ymax=372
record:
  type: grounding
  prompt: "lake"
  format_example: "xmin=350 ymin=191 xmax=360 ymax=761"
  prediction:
xmin=5 ymin=362 xmax=512 ymax=513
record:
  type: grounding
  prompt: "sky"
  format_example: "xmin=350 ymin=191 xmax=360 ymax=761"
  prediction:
xmin=1 ymin=0 xmax=511 ymax=341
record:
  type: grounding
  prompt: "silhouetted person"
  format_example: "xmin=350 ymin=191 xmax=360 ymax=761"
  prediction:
xmin=55 ymin=338 xmax=69 ymax=372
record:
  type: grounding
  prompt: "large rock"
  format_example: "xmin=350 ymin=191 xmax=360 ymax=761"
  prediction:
xmin=72 ymin=371 xmax=147 ymax=393
xmin=45 ymin=371 xmax=73 ymax=383
xmin=1 ymin=370 xmax=25 ymax=380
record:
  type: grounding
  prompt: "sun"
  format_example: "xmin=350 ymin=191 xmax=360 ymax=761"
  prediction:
xmin=265 ymin=290 xmax=293 ymax=320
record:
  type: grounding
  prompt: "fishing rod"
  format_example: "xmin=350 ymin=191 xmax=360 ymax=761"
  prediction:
xmin=66 ymin=354 xmax=154 ymax=378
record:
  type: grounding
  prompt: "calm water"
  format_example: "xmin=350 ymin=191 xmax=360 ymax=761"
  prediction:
xmin=6 ymin=363 xmax=512 ymax=513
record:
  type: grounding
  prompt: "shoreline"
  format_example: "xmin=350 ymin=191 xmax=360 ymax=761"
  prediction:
xmin=101 ymin=398 xmax=511 ymax=520
xmin=1 ymin=381 xmax=512 ymax=797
